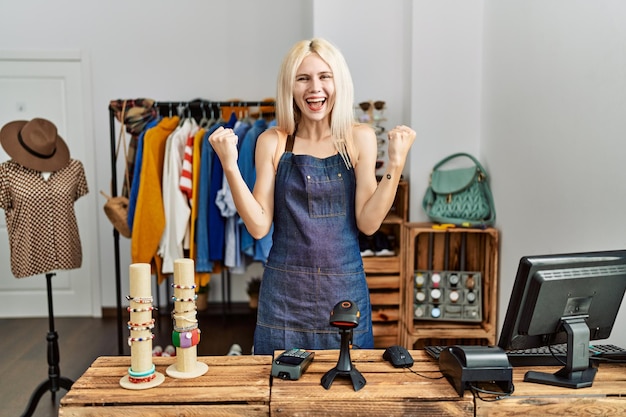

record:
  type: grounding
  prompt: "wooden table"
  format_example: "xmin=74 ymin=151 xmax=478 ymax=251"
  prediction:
xmin=59 ymin=355 xmax=273 ymax=416
xmin=270 ymin=349 xmax=474 ymax=416
xmin=476 ymin=361 xmax=626 ymax=416
xmin=60 ymin=350 xmax=626 ymax=416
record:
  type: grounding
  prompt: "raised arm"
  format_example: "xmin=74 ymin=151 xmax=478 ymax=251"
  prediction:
xmin=354 ymin=124 xmax=416 ymax=236
xmin=208 ymin=126 xmax=276 ymax=239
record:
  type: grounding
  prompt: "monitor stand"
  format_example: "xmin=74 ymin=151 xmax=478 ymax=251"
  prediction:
xmin=524 ymin=317 xmax=597 ymax=389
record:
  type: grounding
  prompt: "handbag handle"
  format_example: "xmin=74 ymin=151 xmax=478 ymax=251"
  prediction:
xmin=113 ymin=100 xmax=131 ymax=195
xmin=432 ymin=152 xmax=489 ymax=178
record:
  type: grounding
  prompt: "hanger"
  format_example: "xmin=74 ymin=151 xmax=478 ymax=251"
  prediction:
xmin=198 ymin=102 xmax=212 ymax=129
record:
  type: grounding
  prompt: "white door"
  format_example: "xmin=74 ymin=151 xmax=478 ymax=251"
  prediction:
xmin=0 ymin=51 xmax=100 ymax=317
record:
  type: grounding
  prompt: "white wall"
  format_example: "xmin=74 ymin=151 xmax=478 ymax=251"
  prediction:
xmin=1 ymin=0 xmax=625 ymax=347
xmin=312 ymin=0 xmax=412 ymax=139
xmin=481 ymin=0 xmax=626 ymax=347
xmin=408 ymin=0 xmax=484 ymax=212
xmin=0 ymin=0 xmax=313 ymax=308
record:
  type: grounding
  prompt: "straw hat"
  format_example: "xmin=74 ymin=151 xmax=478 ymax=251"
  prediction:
xmin=0 ymin=118 xmax=70 ymax=171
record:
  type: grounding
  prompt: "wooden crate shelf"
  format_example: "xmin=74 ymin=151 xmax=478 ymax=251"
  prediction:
xmin=363 ymin=180 xmax=408 ymax=348
xmin=401 ymin=223 xmax=499 ymax=349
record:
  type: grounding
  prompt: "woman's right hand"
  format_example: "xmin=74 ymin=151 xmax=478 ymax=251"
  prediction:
xmin=208 ymin=126 xmax=239 ymax=168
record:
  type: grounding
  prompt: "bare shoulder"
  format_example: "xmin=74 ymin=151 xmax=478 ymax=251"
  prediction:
xmin=257 ymin=127 xmax=287 ymax=170
xmin=352 ymin=123 xmax=376 ymax=141
xmin=351 ymin=123 xmax=377 ymax=167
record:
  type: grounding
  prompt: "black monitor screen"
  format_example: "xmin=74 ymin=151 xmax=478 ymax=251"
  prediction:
xmin=498 ymin=250 xmax=626 ymax=388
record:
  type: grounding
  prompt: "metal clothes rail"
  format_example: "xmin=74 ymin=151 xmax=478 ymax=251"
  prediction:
xmin=107 ymin=99 xmax=275 ymax=354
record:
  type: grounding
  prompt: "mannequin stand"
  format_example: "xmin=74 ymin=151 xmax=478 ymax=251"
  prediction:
xmin=20 ymin=272 xmax=74 ymax=417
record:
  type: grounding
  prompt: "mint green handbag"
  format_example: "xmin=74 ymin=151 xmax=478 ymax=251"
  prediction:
xmin=422 ymin=153 xmax=495 ymax=227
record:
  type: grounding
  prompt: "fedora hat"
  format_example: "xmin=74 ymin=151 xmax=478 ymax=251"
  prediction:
xmin=0 ymin=118 xmax=70 ymax=172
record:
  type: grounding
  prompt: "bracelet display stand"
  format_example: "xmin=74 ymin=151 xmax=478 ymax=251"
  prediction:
xmin=166 ymin=258 xmax=209 ymax=378
xmin=120 ymin=263 xmax=165 ymax=389
xmin=20 ymin=272 xmax=74 ymax=417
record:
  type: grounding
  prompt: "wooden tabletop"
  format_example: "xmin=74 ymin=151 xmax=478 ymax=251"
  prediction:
xmin=59 ymin=355 xmax=273 ymax=417
xmin=270 ymin=349 xmax=474 ymax=416
xmin=476 ymin=361 xmax=626 ymax=416
xmin=59 ymin=350 xmax=626 ymax=416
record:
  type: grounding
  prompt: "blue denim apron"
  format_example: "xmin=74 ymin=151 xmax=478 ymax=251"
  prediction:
xmin=253 ymin=136 xmax=374 ymax=355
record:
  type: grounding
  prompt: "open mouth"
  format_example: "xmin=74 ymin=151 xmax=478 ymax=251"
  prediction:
xmin=306 ymin=98 xmax=326 ymax=111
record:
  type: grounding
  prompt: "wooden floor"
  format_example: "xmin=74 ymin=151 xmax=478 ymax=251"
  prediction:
xmin=0 ymin=303 xmax=256 ymax=417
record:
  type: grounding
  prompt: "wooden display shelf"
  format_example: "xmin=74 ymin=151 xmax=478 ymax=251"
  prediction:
xmin=363 ymin=180 xmax=408 ymax=347
xmin=366 ymin=274 xmax=401 ymax=346
xmin=388 ymin=179 xmax=409 ymax=222
xmin=402 ymin=223 xmax=499 ymax=349
xmin=362 ymin=253 xmax=401 ymax=273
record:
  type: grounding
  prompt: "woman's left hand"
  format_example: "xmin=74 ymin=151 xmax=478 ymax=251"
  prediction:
xmin=387 ymin=125 xmax=416 ymax=166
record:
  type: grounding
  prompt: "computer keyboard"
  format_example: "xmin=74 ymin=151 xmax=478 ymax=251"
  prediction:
xmin=424 ymin=343 xmax=626 ymax=367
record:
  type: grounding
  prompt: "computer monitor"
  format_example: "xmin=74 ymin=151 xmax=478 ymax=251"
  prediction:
xmin=498 ymin=250 xmax=626 ymax=388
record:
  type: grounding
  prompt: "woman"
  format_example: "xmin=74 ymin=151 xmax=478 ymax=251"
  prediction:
xmin=209 ymin=38 xmax=415 ymax=354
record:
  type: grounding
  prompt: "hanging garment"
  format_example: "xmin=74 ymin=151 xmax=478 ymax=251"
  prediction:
xmin=179 ymin=129 xmax=194 ymax=199
xmin=131 ymin=116 xmax=179 ymax=283
xmin=158 ymin=118 xmax=198 ymax=274
xmin=196 ymin=127 xmax=219 ymax=273
xmin=127 ymin=117 xmax=159 ymax=232
xmin=0 ymin=159 xmax=88 ymax=278
xmin=253 ymin=135 xmax=374 ymax=355
xmin=208 ymin=113 xmax=237 ymax=263
xmin=218 ymin=118 xmax=251 ymax=271
xmin=238 ymin=118 xmax=271 ymax=261
xmin=187 ymin=127 xmax=210 ymax=289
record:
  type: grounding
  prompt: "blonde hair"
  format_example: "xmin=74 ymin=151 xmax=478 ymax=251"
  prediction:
xmin=275 ymin=38 xmax=356 ymax=167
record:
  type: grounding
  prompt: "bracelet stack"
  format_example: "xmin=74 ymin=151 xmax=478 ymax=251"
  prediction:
xmin=166 ymin=258 xmax=209 ymax=378
xmin=120 ymin=263 xmax=164 ymax=389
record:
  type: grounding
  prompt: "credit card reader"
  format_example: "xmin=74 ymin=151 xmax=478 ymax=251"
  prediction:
xmin=271 ymin=348 xmax=315 ymax=380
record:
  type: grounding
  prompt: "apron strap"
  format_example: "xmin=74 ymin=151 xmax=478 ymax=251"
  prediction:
xmin=285 ymin=133 xmax=295 ymax=152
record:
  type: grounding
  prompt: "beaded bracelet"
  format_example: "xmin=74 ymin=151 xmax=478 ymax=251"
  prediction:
xmin=172 ymin=328 xmax=201 ymax=348
xmin=126 ymin=295 xmax=154 ymax=304
xmin=127 ymin=306 xmax=157 ymax=313
xmin=128 ymin=364 xmax=155 ymax=378
xmin=171 ymin=283 xmax=197 ymax=290
xmin=129 ymin=373 xmax=157 ymax=384
xmin=127 ymin=322 xmax=155 ymax=331
xmin=127 ymin=318 xmax=156 ymax=328
xmin=171 ymin=295 xmax=198 ymax=302
xmin=127 ymin=334 xmax=155 ymax=346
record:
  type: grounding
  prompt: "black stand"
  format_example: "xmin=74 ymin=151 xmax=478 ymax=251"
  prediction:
xmin=524 ymin=317 xmax=597 ymax=389
xmin=20 ymin=273 xmax=74 ymax=417
xmin=320 ymin=328 xmax=366 ymax=391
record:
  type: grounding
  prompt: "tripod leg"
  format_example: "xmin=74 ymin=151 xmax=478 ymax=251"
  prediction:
xmin=348 ymin=368 xmax=367 ymax=392
xmin=21 ymin=380 xmax=52 ymax=417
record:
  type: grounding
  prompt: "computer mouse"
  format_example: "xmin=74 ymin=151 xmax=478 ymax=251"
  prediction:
xmin=383 ymin=345 xmax=414 ymax=368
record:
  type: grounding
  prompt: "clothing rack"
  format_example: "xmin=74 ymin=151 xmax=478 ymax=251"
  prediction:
xmin=108 ymin=99 xmax=275 ymax=354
